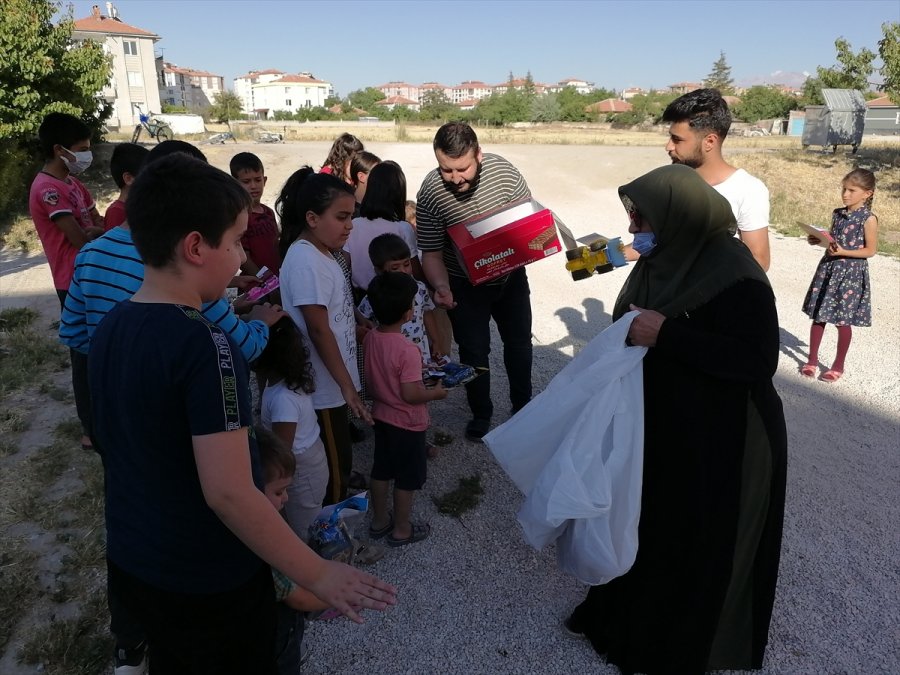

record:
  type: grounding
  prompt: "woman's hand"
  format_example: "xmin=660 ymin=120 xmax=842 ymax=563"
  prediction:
xmin=627 ymin=304 xmax=666 ymax=347
xmin=342 ymin=386 xmax=373 ymax=425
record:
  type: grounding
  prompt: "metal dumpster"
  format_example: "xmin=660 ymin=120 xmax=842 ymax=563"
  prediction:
xmin=801 ymin=89 xmax=866 ymax=153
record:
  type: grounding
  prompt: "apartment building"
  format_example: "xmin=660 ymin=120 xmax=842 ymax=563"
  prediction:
xmin=233 ymin=69 xmax=285 ymax=115
xmin=157 ymin=60 xmax=224 ymax=113
xmin=249 ymin=73 xmax=333 ymax=118
xmin=72 ymin=4 xmax=161 ymax=129
xmin=450 ymin=81 xmax=493 ymax=104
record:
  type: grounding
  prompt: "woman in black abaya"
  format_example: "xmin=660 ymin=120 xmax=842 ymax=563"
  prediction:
xmin=566 ymin=164 xmax=787 ymax=674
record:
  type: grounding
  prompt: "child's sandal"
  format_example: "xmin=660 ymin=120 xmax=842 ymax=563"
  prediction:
xmin=799 ymin=364 xmax=817 ymax=378
xmin=820 ymin=369 xmax=843 ymax=383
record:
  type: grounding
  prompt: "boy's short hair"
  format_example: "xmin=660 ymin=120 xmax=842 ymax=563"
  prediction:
xmin=38 ymin=112 xmax=91 ymax=158
xmin=405 ymin=200 xmax=417 ymax=224
xmin=433 ymin=122 xmax=479 ymax=158
xmin=127 ymin=153 xmax=251 ymax=268
xmin=109 ymin=143 xmax=150 ymax=189
xmin=368 ymin=233 xmax=411 ymax=271
xmin=229 ymin=152 xmax=264 ymax=177
xmin=145 ymin=140 xmax=207 ymax=165
xmin=662 ymin=88 xmax=732 ymax=139
xmin=366 ymin=271 xmax=417 ymax=326
xmin=254 ymin=425 xmax=296 ymax=483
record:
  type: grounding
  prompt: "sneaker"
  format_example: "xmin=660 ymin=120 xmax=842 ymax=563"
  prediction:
xmin=114 ymin=642 xmax=148 ymax=675
xmin=464 ymin=418 xmax=491 ymax=443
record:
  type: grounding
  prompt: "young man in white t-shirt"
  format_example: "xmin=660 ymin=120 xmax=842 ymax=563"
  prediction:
xmin=661 ymin=88 xmax=771 ymax=271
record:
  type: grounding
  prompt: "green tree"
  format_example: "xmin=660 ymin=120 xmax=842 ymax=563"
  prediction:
xmin=324 ymin=96 xmax=342 ymax=109
xmin=0 ymin=0 xmax=112 ymax=139
xmin=704 ymin=51 xmax=734 ymax=94
xmin=732 ymin=86 xmax=799 ymax=123
xmin=618 ymin=91 xmax=678 ymax=125
xmin=208 ymin=90 xmax=244 ymax=122
xmin=557 ymin=86 xmax=591 ymax=121
xmin=803 ymin=37 xmax=876 ymax=104
xmin=419 ymin=89 xmax=457 ymax=121
xmin=161 ymin=103 xmax=188 ymax=114
xmin=879 ymin=22 xmax=900 ymax=103
xmin=531 ymin=93 xmax=561 ymax=122
xmin=347 ymin=87 xmax=386 ymax=113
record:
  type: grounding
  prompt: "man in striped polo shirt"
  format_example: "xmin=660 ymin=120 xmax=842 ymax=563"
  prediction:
xmin=416 ymin=122 xmax=533 ymax=442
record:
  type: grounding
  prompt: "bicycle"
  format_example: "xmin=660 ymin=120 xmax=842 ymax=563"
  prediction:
xmin=131 ymin=109 xmax=173 ymax=144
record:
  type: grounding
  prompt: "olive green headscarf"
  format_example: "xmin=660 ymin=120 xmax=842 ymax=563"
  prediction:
xmin=612 ymin=164 xmax=770 ymax=321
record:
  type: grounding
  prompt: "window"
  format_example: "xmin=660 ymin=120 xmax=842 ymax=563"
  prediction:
xmin=123 ymin=40 xmax=137 ymax=56
xmin=285 ymin=87 xmax=290 ymax=94
xmin=127 ymin=71 xmax=143 ymax=87
xmin=285 ymin=99 xmax=292 ymax=107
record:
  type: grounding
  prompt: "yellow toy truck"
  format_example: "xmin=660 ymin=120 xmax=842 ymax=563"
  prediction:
xmin=564 ymin=236 xmax=628 ymax=281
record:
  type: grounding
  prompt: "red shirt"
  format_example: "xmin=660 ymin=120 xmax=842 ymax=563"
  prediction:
xmin=29 ymin=171 xmax=95 ymax=290
xmin=364 ymin=329 xmax=429 ymax=432
xmin=104 ymin=199 xmax=127 ymax=230
xmin=241 ymin=205 xmax=281 ymax=274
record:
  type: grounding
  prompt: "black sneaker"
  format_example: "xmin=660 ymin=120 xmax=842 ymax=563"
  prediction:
xmin=562 ymin=615 xmax=586 ymax=639
xmin=114 ymin=641 xmax=148 ymax=674
xmin=464 ymin=418 xmax=490 ymax=443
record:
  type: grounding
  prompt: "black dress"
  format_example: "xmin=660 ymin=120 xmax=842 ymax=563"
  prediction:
xmin=571 ymin=279 xmax=787 ymax=674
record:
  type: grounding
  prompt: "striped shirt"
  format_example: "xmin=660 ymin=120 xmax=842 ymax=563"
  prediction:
xmin=416 ymin=153 xmax=531 ymax=284
xmin=59 ymin=226 xmax=269 ymax=361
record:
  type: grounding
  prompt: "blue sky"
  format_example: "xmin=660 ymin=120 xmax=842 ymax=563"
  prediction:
xmin=68 ymin=0 xmax=898 ymax=96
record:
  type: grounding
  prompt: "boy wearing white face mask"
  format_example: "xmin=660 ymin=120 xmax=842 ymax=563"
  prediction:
xmin=29 ymin=112 xmax=106 ymax=303
xmin=29 ymin=112 xmax=106 ymax=452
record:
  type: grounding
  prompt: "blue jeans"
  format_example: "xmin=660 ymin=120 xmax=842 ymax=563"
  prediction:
xmin=448 ymin=267 xmax=533 ymax=421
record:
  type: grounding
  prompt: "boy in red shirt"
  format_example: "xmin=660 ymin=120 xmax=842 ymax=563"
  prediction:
xmin=29 ymin=112 xmax=105 ymax=304
xmin=104 ymin=143 xmax=149 ymax=230
xmin=364 ymin=272 xmax=446 ymax=547
xmin=30 ymin=112 xmax=105 ymax=451
xmin=229 ymin=152 xmax=281 ymax=275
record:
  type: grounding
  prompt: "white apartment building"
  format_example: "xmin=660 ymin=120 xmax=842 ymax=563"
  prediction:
xmin=157 ymin=60 xmax=224 ymax=113
xmin=250 ymin=74 xmax=333 ymax=118
xmin=549 ymin=78 xmax=595 ymax=95
xmin=450 ymin=81 xmax=493 ymax=104
xmin=72 ymin=4 xmax=161 ymax=129
xmin=233 ymin=69 xmax=285 ymax=115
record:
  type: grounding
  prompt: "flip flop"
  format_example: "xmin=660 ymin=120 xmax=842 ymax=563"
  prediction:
xmin=368 ymin=517 xmax=394 ymax=540
xmin=799 ymin=364 xmax=817 ymax=378
xmin=386 ymin=522 xmax=431 ymax=548
xmin=820 ymin=369 xmax=843 ymax=383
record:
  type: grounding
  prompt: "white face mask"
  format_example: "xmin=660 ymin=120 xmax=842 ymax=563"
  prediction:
xmin=61 ymin=149 xmax=93 ymax=175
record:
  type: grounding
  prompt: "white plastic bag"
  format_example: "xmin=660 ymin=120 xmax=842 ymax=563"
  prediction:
xmin=484 ymin=311 xmax=646 ymax=585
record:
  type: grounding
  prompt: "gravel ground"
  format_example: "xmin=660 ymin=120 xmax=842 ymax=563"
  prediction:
xmin=2 ymin=142 xmax=897 ymax=674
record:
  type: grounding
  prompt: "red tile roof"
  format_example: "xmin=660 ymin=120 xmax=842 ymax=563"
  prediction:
xmin=586 ymin=99 xmax=633 ymax=113
xmin=271 ymin=74 xmax=326 ymax=84
xmin=376 ymin=81 xmax=415 ymax=89
xmin=420 ymin=82 xmax=448 ymax=89
xmin=234 ymin=69 xmax=285 ymax=80
xmin=456 ymin=98 xmax=480 ymax=107
xmin=866 ymin=95 xmax=896 ymax=107
xmin=74 ymin=15 xmax=158 ymax=38
xmin=377 ymin=95 xmax=417 ymax=106
xmin=454 ymin=81 xmax=490 ymax=89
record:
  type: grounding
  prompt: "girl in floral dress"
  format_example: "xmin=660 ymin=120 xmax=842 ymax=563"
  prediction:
xmin=801 ymin=169 xmax=879 ymax=382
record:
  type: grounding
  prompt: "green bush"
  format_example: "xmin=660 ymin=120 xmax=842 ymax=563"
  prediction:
xmin=0 ymin=140 xmax=39 ymax=222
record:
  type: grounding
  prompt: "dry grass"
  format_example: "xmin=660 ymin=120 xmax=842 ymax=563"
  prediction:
xmin=0 ymin=327 xmax=68 ymax=401
xmin=732 ymin=143 xmax=900 ymax=256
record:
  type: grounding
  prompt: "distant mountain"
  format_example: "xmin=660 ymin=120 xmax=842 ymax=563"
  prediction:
xmin=736 ymin=70 xmax=810 ymax=88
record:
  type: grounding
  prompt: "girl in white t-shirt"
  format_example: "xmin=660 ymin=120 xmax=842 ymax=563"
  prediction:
xmin=254 ymin=317 xmax=329 ymax=540
xmin=344 ymin=161 xmax=422 ymax=295
xmin=277 ymin=170 xmax=373 ymax=505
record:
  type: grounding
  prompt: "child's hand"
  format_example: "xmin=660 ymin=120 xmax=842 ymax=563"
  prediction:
xmin=308 ymin=560 xmax=397 ymax=624
xmin=230 ymin=275 xmax=261 ymax=291
xmin=827 ymin=242 xmax=847 ymax=257
xmin=246 ymin=302 xmax=286 ymax=327
xmin=85 ymin=225 xmax=105 ymax=240
xmin=431 ymin=381 xmax=448 ymax=400
xmin=343 ymin=387 xmax=373 ymax=425
xmin=355 ymin=322 xmax=372 ymax=343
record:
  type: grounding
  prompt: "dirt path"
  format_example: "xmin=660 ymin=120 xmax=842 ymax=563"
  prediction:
xmin=1 ymin=142 xmax=897 ymax=673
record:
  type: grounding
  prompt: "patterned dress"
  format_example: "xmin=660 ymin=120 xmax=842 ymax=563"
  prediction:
xmin=802 ymin=206 xmax=873 ymax=326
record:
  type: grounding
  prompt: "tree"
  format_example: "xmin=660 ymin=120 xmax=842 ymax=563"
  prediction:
xmin=803 ymin=37 xmax=876 ymax=104
xmin=704 ymin=51 xmax=734 ymax=94
xmin=531 ymin=93 xmax=561 ymax=122
xmin=732 ymin=86 xmax=799 ymax=123
xmin=419 ymin=89 xmax=457 ymax=121
xmin=557 ymin=86 xmax=591 ymax=121
xmin=347 ymin=87 xmax=386 ymax=113
xmin=0 ymin=0 xmax=112 ymax=139
xmin=879 ymin=22 xmax=900 ymax=103
xmin=208 ymin=90 xmax=244 ymax=122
